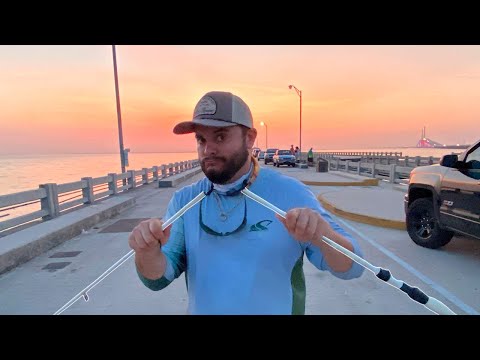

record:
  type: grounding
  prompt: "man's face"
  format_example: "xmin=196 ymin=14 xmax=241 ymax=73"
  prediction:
xmin=194 ymin=125 xmax=255 ymax=184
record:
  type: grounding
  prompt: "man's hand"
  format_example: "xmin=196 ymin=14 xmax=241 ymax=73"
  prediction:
xmin=128 ymin=218 xmax=171 ymax=254
xmin=128 ymin=218 xmax=172 ymax=280
xmin=275 ymin=207 xmax=332 ymax=244
xmin=276 ymin=208 xmax=354 ymax=272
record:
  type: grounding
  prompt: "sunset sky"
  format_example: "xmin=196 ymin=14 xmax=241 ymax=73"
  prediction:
xmin=0 ymin=45 xmax=479 ymax=154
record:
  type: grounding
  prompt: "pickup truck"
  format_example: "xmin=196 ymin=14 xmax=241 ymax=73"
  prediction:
xmin=273 ymin=149 xmax=296 ymax=167
xmin=404 ymin=139 xmax=480 ymax=249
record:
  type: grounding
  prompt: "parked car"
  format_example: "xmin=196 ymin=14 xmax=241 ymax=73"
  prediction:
xmin=257 ymin=151 xmax=265 ymax=160
xmin=273 ymin=149 xmax=296 ymax=167
xmin=404 ymin=138 xmax=480 ymax=249
xmin=264 ymin=148 xmax=278 ymax=165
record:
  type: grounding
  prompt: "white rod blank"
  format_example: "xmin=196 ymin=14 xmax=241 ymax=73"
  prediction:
xmin=241 ymin=188 xmax=456 ymax=315
xmin=241 ymin=188 xmax=377 ymax=272
xmin=54 ymin=191 xmax=206 ymax=315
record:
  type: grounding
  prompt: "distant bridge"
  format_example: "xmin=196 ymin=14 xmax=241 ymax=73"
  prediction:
xmin=416 ymin=127 xmax=470 ymax=149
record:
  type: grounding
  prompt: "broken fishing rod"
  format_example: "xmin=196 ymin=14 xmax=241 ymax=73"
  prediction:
xmin=54 ymin=187 xmax=456 ymax=315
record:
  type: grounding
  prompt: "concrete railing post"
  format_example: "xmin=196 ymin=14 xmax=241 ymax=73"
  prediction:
xmin=161 ymin=165 xmax=167 ymax=179
xmin=152 ymin=166 xmax=158 ymax=181
xmin=81 ymin=177 xmax=95 ymax=204
xmin=371 ymin=163 xmax=377 ymax=178
xmin=127 ymin=170 xmax=136 ymax=189
xmin=415 ymin=156 xmax=421 ymax=166
xmin=108 ymin=173 xmax=118 ymax=195
xmin=389 ymin=164 xmax=397 ymax=183
xmin=39 ymin=183 xmax=60 ymax=220
xmin=142 ymin=168 xmax=149 ymax=185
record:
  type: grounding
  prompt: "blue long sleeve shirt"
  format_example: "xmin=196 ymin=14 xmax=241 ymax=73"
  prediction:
xmin=137 ymin=167 xmax=364 ymax=314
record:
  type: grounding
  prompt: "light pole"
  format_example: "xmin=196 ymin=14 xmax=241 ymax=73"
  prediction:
xmin=288 ymin=84 xmax=302 ymax=161
xmin=260 ymin=121 xmax=268 ymax=149
xmin=112 ymin=45 xmax=126 ymax=175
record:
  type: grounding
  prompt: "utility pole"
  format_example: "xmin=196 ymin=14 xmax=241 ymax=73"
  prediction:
xmin=112 ymin=45 xmax=126 ymax=175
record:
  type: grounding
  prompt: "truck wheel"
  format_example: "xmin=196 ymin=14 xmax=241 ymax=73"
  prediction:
xmin=406 ymin=198 xmax=454 ymax=249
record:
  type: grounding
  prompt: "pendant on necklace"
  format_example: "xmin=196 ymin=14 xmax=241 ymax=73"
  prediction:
xmin=219 ymin=213 xmax=227 ymax=221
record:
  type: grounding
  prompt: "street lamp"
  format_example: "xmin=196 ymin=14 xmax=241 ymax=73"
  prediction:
xmin=260 ymin=121 xmax=268 ymax=149
xmin=288 ymin=84 xmax=302 ymax=161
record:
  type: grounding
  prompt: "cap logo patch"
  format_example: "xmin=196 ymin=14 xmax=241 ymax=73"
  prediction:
xmin=194 ymin=96 xmax=216 ymax=117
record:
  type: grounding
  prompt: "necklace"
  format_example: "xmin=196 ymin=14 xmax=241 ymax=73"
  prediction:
xmin=213 ymin=192 xmax=244 ymax=222
xmin=207 ymin=156 xmax=260 ymax=222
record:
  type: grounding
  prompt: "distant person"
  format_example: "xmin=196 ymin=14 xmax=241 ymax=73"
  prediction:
xmin=295 ymin=146 xmax=300 ymax=162
xmin=290 ymin=144 xmax=295 ymax=155
xmin=128 ymin=90 xmax=364 ymax=315
xmin=308 ymin=147 xmax=314 ymax=166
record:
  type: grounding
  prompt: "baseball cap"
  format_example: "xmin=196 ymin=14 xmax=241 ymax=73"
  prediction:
xmin=173 ymin=91 xmax=253 ymax=134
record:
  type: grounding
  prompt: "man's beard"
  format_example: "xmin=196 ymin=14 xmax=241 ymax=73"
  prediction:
xmin=201 ymin=145 xmax=250 ymax=184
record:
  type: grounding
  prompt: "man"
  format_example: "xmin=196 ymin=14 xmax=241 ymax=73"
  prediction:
xmin=128 ymin=90 xmax=364 ymax=315
xmin=308 ymin=147 xmax=314 ymax=166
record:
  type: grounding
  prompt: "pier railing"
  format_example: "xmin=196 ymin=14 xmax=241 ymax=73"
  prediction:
xmin=0 ymin=160 xmax=200 ymax=236
xmin=315 ymin=152 xmax=442 ymax=166
xmin=320 ymin=154 xmax=440 ymax=183
xmin=316 ymin=151 xmax=404 ymax=157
